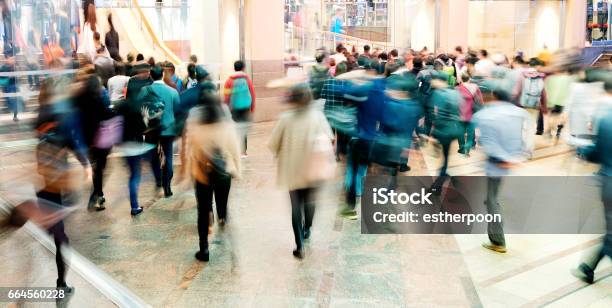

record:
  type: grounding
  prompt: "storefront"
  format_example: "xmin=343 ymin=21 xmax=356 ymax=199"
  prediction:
xmin=323 ymin=0 xmax=390 ymax=42
xmin=586 ymin=0 xmax=611 ymax=44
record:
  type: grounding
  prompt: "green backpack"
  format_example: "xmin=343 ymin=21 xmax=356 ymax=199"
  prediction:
xmin=230 ymin=77 xmax=253 ymax=110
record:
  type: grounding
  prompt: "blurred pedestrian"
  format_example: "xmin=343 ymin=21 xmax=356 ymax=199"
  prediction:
xmin=268 ymin=84 xmax=334 ymax=259
xmin=187 ymin=96 xmax=241 ymax=262
xmin=223 ymin=60 xmax=256 ymax=158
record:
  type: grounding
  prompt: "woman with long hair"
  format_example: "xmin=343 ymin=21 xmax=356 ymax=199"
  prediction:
xmin=77 ymin=3 xmax=99 ymax=61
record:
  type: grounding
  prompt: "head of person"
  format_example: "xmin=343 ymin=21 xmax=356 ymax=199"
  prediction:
xmin=165 ymin=62 xmax=176 ymax=74
xmin=425 ymin=55 xmax=435 ymax=67
xmin=114 ymin=62 xmax=126 ymax=76
xmin=363 ymin=45 xmax=371 ymax=54
xmin=335 ymin=7 xmax=343 ymax=17
xmin=512 ymin=55 xmax=526 ymax=68
xmin=126 ymin=52 xmax=135 ymax=63
xmin=187 ymin=63 xmax=196 ymax=79
xmin=198 ymin=99 xmax=225 ymax=125
xmin=433 ymin=59 xmax=445 ymax=71
xmin=147 ymin=57 xmax=156 ymax=67
xmin=315 ymin=51 xmax=326 ymax=64
xmin=234 ymin=60 xmax=245 ymax=72
xmin=454 ymin=46 xmax=463 ymax=55
xmin=195 ymin=66 xmax=210 ymax=83
xmin=287 ymin=83 xmax=313 ymax=107
xmin=378 ymin=52 xmax=388 ymax=61
xmin=390 ymin=49 xmax=399 ymax=59
xmin=190 ymin=54 xmax=198 ymax=64
xmin=150 ymin=64 xmax=164 ymax=81
xmin=93 ymin=31 xmax=101 ymax=43
xmin=336 ymin=43 xmax=344 ymax=54
xmin=413 ymin=56 xmax=423 ymax=70
xmin=528 ymin=57 xmax=544 ymax=68
xmin=136 ymin=53 xmax=144 ymax=62
xmin=335 ymin=61 xmax=348 ymax=76
xmin=479 ymin=49 xmax=488 ymax=59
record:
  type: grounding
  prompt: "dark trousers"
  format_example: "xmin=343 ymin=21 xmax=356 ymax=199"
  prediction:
xmin=89 ymin=147 xmax=110 ymax=197
xmin=37 ymin=190 xmax=69 ymax=286
xmin=232 ymin=109 xmax=251 ymax=153
xmin=289 ymin=188 xmax=315 ymax=249
xmin=346 ymin=138 xmax=373 ymax=209
xmin=147 ymin=135 xmax=174 ymax=189
xmin=458 ymin=121 xmax=475 ymax=154
xmin=537 ymin=111 xmax=544 ymax=134
xmin=126 ymin=155 xmax=143 ymax=209
xmin=195 ymin=171 xmax=232 ymax=252
xmin=586 ymin=177 xmax=612 ymax=270
xmin=485 ymin=177 xmax=505 ymax=247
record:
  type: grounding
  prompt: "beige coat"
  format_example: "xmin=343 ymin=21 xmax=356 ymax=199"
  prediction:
xmin=186 ymin=114 xmax=241 ymax=185
xmin=268 ymin=105 xmax=334 ymax=190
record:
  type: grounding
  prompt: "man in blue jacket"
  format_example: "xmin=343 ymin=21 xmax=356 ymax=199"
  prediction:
xmin=140 ymin=65 xmax=181 ymax=198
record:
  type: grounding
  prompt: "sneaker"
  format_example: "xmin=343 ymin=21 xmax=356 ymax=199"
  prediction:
xmin=218 ymin=218 xmax=226 ymax=227
xmin=195 ymin=250 xmax=209 ymax=262
xmin=303 ymin=228 xmax=311 ymax=240
xmin=130 ymin=207 xmax=144 ymax=216
xmin=340 ymin=207 xmax=358 ymax=220
xmin=164 ymin=186 xmax=173 ymax=198
xmin=482 ymin=242 xmax=507 ymax=253
xmin=87 ymin=194 xmax=98 ymax=209
xmin=571 ymin=263 xmax=594 ymax=284
xmin=241 ymin=153 xmax=248 ymax=159
xmin=292 ymin=248 xmax=305 ymax=259
xmin=399 ymin=165 xmax=411 ymax=173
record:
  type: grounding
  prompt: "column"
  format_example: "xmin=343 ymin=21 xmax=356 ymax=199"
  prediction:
xmin=243 ymin=0 xmax=287 ymax=122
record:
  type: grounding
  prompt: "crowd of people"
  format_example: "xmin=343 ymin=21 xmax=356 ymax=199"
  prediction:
xmin=0 ymin=1 xmax=611 ymax=296
xmin=302 ymin=42 xmax=611 ymax=277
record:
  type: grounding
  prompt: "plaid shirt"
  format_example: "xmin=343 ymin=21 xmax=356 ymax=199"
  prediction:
xmin=321 ymin=78 xmax=350 ymax=112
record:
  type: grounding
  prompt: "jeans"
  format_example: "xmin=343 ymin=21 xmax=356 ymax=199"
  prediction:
xmin=458 ymin=121 xmax=475 ymax=154
xmin=289 ymin=188 xmax=315 ymax=249
xmin=89 ymin=147 xmax=110 ymax=197
xmin=485 ymin=177 xmax=505 ymax=247
xmin=147 ymin=135 xmax=174 ymax=189
xmin=126 ymin=155 xmax=143 ymax=209
xmin=37 ymin=190 xmax=69 ymax=286
xmin=346 ymin=138 xmax=373 ymax=209
xmin=195 ymin=170 xmax=232 ymax=252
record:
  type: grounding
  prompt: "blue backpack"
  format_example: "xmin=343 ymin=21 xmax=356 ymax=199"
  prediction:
xmin=230 ymin=77 xmax=252 ymax=110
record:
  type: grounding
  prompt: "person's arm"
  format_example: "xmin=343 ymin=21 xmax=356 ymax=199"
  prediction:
xmin=223 ymin=77 xmax=233 ymax=105
xmin=247 ymin=76 xmax=256 ymax=112
xmin=539 ymin=88 xmax=548 ymax=114
xmin=267 ymin=116 xmax=285 ymax=157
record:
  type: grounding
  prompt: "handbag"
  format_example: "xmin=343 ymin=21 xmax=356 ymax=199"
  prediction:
xmin=94 ymin=116 xmax=124 ymax=149
xmin=305 ymin=132 xmax=336 ymax=184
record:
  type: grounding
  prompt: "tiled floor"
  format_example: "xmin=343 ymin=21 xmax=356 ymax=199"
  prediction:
xmin=0 ymin=120 xmax=610 ymax=307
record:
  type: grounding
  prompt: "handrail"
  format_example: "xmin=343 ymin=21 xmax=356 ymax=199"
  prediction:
xmin=130 ymin=0 xmax=182 ymax=65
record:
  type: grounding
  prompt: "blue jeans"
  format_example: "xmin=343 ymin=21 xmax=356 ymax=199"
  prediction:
xmin=126 ymin=155 xmax=143 ymax=209
xmin=148 ymin=136 xmax=174 ymax=189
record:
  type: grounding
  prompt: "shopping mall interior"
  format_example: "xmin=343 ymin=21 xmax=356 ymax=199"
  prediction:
xmin=0 ymin=0 xmax=611 ymax=307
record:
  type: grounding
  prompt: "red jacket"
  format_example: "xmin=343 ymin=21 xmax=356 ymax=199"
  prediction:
xmin=223 ymin=73 xmax=256 ymax=112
